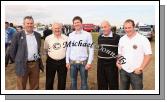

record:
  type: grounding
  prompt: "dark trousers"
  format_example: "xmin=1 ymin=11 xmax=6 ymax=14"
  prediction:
xmin=5 ymin=43 xmax=14 ymax=67
xmin=97 ymin=58 xmax=119 ymax=90
xmin=45 ymin=56 xmax=67 ymax=90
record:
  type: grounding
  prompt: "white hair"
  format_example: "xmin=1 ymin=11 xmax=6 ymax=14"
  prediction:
xmin=101 ymin=20 xmax=111 ymax=27
xmin=52 ymin=22 xmax=63 ymax=28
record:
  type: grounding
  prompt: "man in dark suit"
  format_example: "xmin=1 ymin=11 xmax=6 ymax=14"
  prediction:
xmin=10 ymin=16 xmax=44 ymax=90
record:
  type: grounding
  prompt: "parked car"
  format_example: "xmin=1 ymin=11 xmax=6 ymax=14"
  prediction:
xmin=116 ymin=29 xmax=126 ymax=37
xmin=34 ymin=26 xmax=45 ymax=39
xmin=138 ymin=26 xmax=153 ymax=41
xmin=82 ymin=24 xmax=95 ymax=32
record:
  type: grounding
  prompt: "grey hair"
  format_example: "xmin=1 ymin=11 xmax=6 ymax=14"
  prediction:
xmin=52 ymin=22 xmax=63 ymax=29
xmin=101 ymin=20 xmax=111 ymax=28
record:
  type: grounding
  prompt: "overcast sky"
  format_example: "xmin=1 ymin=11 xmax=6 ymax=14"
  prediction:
xmin=5 ymin=5 xmax=155 ymax=27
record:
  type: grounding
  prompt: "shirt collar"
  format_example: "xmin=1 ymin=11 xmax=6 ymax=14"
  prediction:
xmin=53 ymin=33 xmax=63 ymax=39
xmin=74 ymin=29 xmax=83 ymax=34
xmin=102 ymin=31 xmax=113 ymax=37
xmin=25 ymin=30 xmax=34 ymax=35
xmin=125 ymin=32 xmax=138 ymax=40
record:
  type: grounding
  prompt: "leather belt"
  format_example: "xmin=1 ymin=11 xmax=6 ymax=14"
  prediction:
xmin=27 ymin=60 xmax=36 ymax=63
xmin=70 ymin=60 xmax=87 ymax=65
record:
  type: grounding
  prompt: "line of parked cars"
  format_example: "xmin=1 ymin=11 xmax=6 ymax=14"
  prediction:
xmin=138 ymin=26 xmax=153 ymax=41
xmin=116 ymin=26 xmax=154 ymax=41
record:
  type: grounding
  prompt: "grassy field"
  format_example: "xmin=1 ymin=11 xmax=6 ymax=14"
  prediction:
xmin=5 ymin=32 xmax=155 ymax=90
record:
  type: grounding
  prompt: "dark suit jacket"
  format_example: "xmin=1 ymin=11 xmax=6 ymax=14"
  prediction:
xmin=9 ymin=30 xmax=44 ymax=76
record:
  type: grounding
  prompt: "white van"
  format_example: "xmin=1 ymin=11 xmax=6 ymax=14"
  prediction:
xmin=116 ymin=29 xmax=126 ymax=37
xmin=34 ymin=26 xmax=45 ymax=38
xmin=138 ymin=26 xmax=153 ymax=41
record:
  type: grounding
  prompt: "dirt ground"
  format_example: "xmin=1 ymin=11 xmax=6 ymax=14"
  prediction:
xmin=5 ymin=33 xmax=155 ymax=90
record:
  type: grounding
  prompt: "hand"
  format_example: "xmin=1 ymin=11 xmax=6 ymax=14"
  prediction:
xmin=66 ymin=63 xmax=70 ymax=70
xmin=85 ymin=64 xmax=92 ymax=70
xmin=116 ymin=60 xmax=122 ymax=70
xmin=39 ymin=58 xmax=44 ymax=72
xmin=133 ymin=67 xmax=143 ymax=74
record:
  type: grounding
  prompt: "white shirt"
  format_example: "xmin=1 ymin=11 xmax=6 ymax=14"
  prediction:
xmin=102 ymin=31 xmax=113 ymax=37
xmin=118 ymin=33 xmax=152 ymax=73
xmin=25 ymin=31 xmax=38 ymax=61
xmin=44 ymin=34 xmax=68 ymax=60
xmin=66 ymin=30 xmax=94 ymax=64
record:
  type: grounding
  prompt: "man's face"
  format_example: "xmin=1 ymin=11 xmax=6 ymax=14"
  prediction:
xmin=73 ymin=20 xmax=82 ymax=31
xmin=52 ymin=24 xmax=61 ymax=35
xmin=101 ymin=22 xmax=111 ymax=36
xmin=124 ymin=22 xmax=135 ymax=36
xmin=24 ymin=19 xmax=34 ymax=33
xmin=16 ymin=27 xmax=22 ymax=32
xmin=5 ymin=23 xmax=9 ymax=29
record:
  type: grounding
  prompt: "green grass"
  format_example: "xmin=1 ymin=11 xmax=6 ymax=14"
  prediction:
xmin=91 ymin=32 xmax=99 ymax=44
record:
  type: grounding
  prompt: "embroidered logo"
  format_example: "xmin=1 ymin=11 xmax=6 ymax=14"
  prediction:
xmin=133 ymin=44 xmax=137 ymax=49
xmin=53 ymin=43 xmax=61 ymax=50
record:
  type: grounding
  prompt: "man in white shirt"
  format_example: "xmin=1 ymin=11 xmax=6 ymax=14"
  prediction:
xmin=66 ymin=16 xmax=94 ymax=90
xmin=117 ymin=19 xmax=152 ymax=90
xmin=10 ymin=16 xmax=43 ymax=90
xmin=44 ymin=23 xmax=68 ymax=90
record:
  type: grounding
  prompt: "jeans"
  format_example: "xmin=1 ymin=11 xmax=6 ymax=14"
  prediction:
xmin=119 ymin=69 xmax=143 ymax=90
xmin=70 ymin=63 xmax=88 ymax=90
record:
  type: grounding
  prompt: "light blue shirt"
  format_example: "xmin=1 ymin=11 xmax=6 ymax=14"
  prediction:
xmin=5 ymin=27 xmax=16 ymax=43
xmin=66 ymin=30 xmax=94 ymax=64
xmin=25 ymin=31 xmax=38 ymax=61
